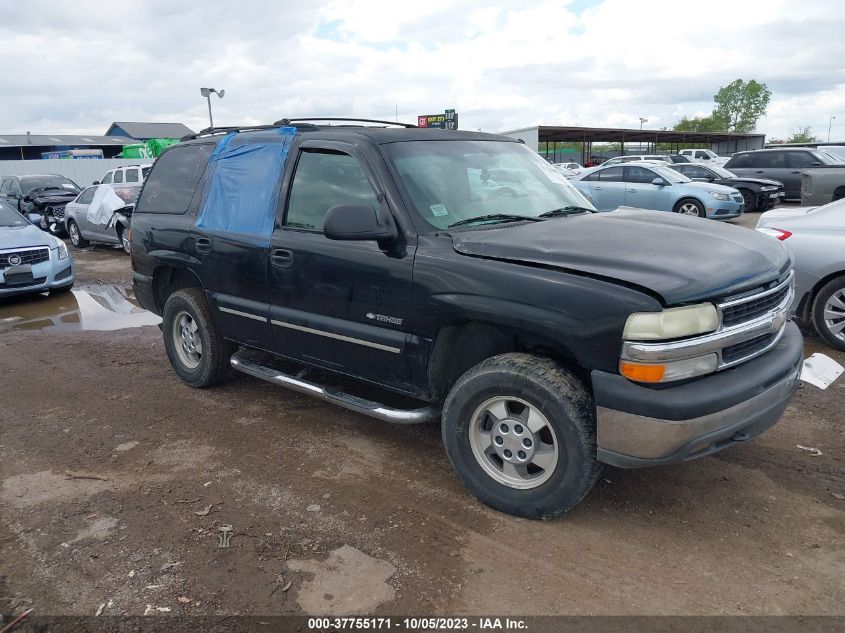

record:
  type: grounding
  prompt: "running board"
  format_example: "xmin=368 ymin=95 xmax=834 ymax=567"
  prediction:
xmin=230 ymin=351 xmax=440 ymax=425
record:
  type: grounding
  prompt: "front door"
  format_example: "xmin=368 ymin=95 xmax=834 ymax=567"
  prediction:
xmin=623 ymin=166 xmax=671 ymax=210
xmin=268 ymin=143 xmax=414 ymax=390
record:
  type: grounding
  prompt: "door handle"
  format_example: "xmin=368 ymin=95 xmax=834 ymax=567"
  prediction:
xmin=271 ymin=248 xmax=293 ymax=268
xmin=195 ymin=237 xmax=212 ymax=254
xmin=593 ymin=186 xmax=603 ymax=190
xmin=790 ymin=170 xmax=800 ymax=174
xmin=627 ymin=188 xmax=637 ymax=193
xmin=754 ymin=170 xmax=765 ymax=174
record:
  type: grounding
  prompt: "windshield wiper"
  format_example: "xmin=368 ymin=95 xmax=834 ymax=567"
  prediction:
xmin=538 ymin=206 xmax=593 ymax=218
xmin=448 ymin=214 xmax=540 ymax=228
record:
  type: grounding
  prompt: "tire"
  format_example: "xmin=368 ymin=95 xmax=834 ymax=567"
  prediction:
xmin=67 ymin=220 xmax=89 ymax=248
xmin=738 ymin=189 xmax=756 ymax=212
xmin=118 ymin=225 xmax=130 ymax=254
xmin=441 ymin=353 xmax=601 ymax=519
xmin=833 ymin=187 xmax=845 ymax=202
xmin=673 ymin=198 xmax=705 ymax=218
xmin=811 ymin=275 xmax=845 ymax=351
xmin=162 ymin=288 xmax=234 ymax=387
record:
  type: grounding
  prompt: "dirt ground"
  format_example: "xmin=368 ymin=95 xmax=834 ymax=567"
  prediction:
xmin=1 ymin=214 xmax=843 ymax=620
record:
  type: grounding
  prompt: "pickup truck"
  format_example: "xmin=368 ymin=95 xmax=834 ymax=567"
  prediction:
xmin=131 ymin=120 xmax=803 ymax=518
xmin=801 ymin=165 xmax=845 ymax=205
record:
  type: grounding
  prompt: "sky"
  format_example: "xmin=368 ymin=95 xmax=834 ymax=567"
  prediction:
xmin=3 ymin=0 xmax=845 ymax=141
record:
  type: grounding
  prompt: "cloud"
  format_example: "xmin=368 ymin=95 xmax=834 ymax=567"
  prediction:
xmin=1 ymin=0 xmax=844 ymax=139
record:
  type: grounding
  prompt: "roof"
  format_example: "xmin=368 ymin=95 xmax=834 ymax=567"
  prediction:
xmin=0 ymin=134 xmax=136 ymax=147
xmin=106 ymin=122 xmax=195 ymax=139
xmin=503 ymin=125 xmax=765 ymax=144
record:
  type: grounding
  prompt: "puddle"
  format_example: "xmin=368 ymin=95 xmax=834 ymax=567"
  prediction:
xmin=0 ymin=284 xmax=161 ymax=332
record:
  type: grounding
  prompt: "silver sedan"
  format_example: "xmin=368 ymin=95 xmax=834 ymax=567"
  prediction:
xmin=757 ymin=200 xmax=845 ymax=350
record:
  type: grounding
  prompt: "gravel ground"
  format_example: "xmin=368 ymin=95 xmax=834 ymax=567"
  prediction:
xmin=0 ymin=216 xmax=843 ymax=619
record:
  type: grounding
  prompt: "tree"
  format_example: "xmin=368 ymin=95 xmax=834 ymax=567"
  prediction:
xmin=712 ymin=79 xmax=772 ymax=133
xmin=673 ymin=114 xmax=727 ymax=133
xmin=786 ymin=127 xmax=819 ymax=144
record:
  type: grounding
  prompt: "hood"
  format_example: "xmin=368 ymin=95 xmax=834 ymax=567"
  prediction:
xmin=685 ymin=181 xmax=740 ymax=195
xmin=725 ymin=177 xmax=783 ymax=187
xmin=0 ymin=223 xmax=57 ymax=250
xmin=450 ymin=209 xmax=791 ymax=305
xmin=31 ymin=191 xmax=78 ymax=205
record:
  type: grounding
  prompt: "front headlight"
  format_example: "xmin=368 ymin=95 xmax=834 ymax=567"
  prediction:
xmin=56 ymin=240 xmax=69 ymax=260
xmin=710 ymin=192 xmax=730 ymax=201
xmin=760 ymin=186 xmax=777 ymax=192
xmin=623 ymin=303 xmax=719 ymax=341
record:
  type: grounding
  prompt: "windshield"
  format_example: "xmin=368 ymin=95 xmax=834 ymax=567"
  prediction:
xmin=652 ymin=165 xmax=692 ymax=183
xmin=705 ymin=164 xmax=735 ymax=178
xmin=0 ymin=201 xmax=27 ymax=228
xmin=21 ymin=176 xmax=80 ymax=196
xmin=385 ymin=140 xmax=597 ymax=229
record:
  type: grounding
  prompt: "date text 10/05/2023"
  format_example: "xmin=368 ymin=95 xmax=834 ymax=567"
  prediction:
xmin=307 ymin=617 xmax=528 ymax=630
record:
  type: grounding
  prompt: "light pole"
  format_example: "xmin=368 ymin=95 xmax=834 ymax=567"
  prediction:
xmin=828 ymin=116 xmax=837 ymax=142
xmin=200 ymin=87 xmax=225 ymax=129
xmin=639 ymin=117 xmax=648 ymax=130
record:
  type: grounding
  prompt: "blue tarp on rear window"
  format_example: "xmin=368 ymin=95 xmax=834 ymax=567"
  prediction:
xmin=195 ymin=127 xmax=297 ymax=240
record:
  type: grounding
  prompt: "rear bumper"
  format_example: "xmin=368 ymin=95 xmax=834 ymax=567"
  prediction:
xmin=132 ymin=271 xmax=158 ymax=315
xmin=592 ymin=321 xmax=803 ymax=468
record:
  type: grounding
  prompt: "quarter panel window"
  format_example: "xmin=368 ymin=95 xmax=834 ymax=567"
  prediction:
xmin=113 ymin=170 xmax=124 ymax=183
xmin=136 ymin=144 xmax=213 ymax=214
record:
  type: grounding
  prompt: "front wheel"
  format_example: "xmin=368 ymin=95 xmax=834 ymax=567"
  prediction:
xmin=739 ymin=189 xmax=756 ymax=212
xmin=118 ymin=225 xmax=130 ymax=254
xmin=674 ymin=198 xmax=705 ymax=218
xmin=441 ymin=353 xmax=601 ymax=519
xmin=812 ymin=276 xmax=845 ymax=351
xmin=67 ymin=220 xmax=89 ymax=248
xmin=162 ymin=288 xmax=234 ymax=387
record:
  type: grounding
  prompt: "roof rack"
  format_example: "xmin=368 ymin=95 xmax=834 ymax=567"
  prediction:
xmin=273 ymin=117 xmax=418 ymax=129
xmin=180 ymin=124 xmax=283 ymax=141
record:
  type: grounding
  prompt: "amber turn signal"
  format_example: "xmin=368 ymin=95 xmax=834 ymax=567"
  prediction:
xmin=619 ymin=361 xmax=666 ymax=383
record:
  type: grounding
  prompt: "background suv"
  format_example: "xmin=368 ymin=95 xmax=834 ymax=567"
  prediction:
xmin=724 ymin=148 xmax=840 ymax=200
xmin=96 ymin=164 xmax=151 ymax=186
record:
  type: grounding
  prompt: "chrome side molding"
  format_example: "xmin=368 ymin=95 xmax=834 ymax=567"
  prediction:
xmin=230 ymin=350 xmax=440 ymax=425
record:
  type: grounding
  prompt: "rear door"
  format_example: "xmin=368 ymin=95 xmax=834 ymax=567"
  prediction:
xmin=69 ymin=186 xmax=97 ymax=237
xmin=784 ymin=151 xmax=822 ymax=199
xmin=582 ymin=166 xmax=626 ymax=210
xmin=624 ymin=165 xmax=671 ymax=210
xmin=268 ymin=141 xmax=413 ymax=389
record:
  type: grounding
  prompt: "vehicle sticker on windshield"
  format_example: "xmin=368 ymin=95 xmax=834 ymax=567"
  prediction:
xmin=430 ymin=203 xmax=449 ymax=217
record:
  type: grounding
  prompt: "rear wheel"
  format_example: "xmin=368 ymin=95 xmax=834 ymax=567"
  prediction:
xmin=833 ymin=187 xmax=845 ymax=202
xmin=162 ymin=288 xmax=234 ymax=387
xmin=441 ymin=353 xmax=601 ymax=519
xmin=67 ymin=220 xmax=89 ymax=248
xmin=812 ymin=276 xmax=845 ymax=351
xmin=674 ymin=198 xmax=705 ymax=218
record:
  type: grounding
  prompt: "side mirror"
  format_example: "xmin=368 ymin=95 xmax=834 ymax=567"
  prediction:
xmin=92 ymin=180 xmax=100 ymax=185
xmin=27 ymin=213 xmax=42 ymax=225
xmin=651 ymin=177 xmax=667 ymax=186
xmin=811 ymin=161 xmax=823 ymax=166
xmin=691 ymin=177 xmax=708 ymax=182
xmin=323 ymin=202 xmax=397 ymax=244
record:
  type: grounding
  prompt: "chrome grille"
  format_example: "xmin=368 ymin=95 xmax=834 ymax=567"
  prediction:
xmin=721 ymin=283 xmax=791 ymax=327
xmin=50 ymin=205 xmax=66 ymax=219
xmin=0 ymin=247 xmax=50 ymax=269
xmin=722 ymin=333 xmax=777 ymax=364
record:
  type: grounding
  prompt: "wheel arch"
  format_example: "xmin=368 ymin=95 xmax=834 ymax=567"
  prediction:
xmin=427 ymin=319 xmax=586 ymax=402
xmin=833 ymin=186 xmax=845 ymax=201
xmin=152 ymin=265 xmax=204 ymax=313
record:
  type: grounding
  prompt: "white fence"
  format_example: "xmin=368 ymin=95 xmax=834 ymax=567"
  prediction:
xmin=0 ymin=159 xmax=149 ymax=187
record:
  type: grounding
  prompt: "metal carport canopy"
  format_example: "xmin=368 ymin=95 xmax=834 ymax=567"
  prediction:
xmin=533 ymin=125 xmax=764 ymax=145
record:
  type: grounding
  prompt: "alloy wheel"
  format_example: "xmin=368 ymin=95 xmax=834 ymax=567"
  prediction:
xmin=172 ymin=310 xmax=203 ymax=369
xmin=823 ymin=290 xmax=845 ymax=342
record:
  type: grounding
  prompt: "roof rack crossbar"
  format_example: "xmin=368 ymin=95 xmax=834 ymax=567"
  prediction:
xmin=273 ymin=117 xmax=417 ymax=129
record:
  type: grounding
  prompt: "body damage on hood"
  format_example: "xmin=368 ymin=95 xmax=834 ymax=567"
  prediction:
xmin=450 ymin=209 xmax=791 ymax=306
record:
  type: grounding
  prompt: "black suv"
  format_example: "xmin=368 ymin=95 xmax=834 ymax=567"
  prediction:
xmin=131 ymin=119 xmax=803 ymax=518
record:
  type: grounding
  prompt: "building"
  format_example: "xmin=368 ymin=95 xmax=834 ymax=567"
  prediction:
xmin=500 ymin=125 xmax=766 ymax=164
xmin=0 ymin=133 xmax=136 ymax=160
xmin=105 ymin=122 xmax=194 ymax=141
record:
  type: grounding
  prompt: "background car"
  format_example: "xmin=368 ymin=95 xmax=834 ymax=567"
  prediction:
xmin=573 ymin=162 xmax=744 ymax=219
xmin=65 ymin=184 xmax=142 ymax=254
xmin=756 ymin=199 xmax=845 ymax=350
xmin=665 ymin=154 xmax=693 ymax=164
xmin=0 ymin=200 xmax=73 ymax=297
xmin=678 ymin=148 xmax=729 ymax=165
xmin=552 ymin=164 xmax=577 ymax=178
xmin=553 ymin=161 xmax=582 ymax=173
xmin=601 ymin=154 xmax=672 ymax=166
xmin=95 ymin=164 xmax=152 ymax=186
xmin=0 ymin=174 xmax=81 ymax=236
xmin=670 ymin=162 xmax=784 ymax=211
xmin=724 ymin=147 xmax=840 ymax=200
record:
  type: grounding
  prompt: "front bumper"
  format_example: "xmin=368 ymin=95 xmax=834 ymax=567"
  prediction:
xmin=593 ymin=321 xmax=803 ymax=468
xmin=0 ymin=249 xmax=74 ymax=298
